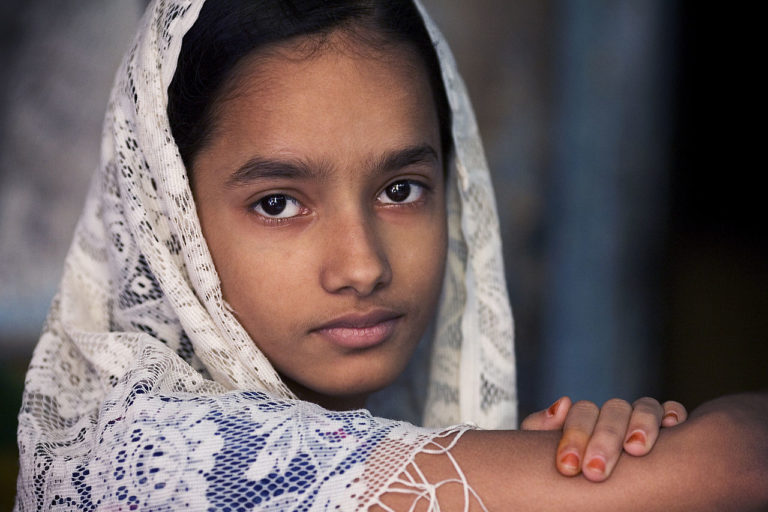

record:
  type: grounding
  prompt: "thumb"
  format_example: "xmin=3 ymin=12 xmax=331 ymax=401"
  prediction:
xmin=520 ymin=396 xmax=572 ymax=430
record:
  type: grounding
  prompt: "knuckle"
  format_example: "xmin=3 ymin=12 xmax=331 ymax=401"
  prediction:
xmin=593 ymin=423 xmax=624 ymax=439
xmin=663 ymin=400 xmax=686 ymax=412
xmin=603 ymin=398 xmax=632 ymax=414
xmin=632 ymin=397 xmax=662 ymax=416
xmin=560 ymin=429 xmax=590 ymax=447
xmin=628 ymin=412 xmax=658 ymax=430
xmin=573 ymin=400 xmax=600 ymax=415
xmin=633 ymin=396 xmax=659 ymax=409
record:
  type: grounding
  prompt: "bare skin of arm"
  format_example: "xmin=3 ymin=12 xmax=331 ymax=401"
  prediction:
xmin=374 ymin=393 xmax=768 ymax=511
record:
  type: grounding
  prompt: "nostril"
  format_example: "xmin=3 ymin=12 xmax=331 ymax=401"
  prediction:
xmin=320 ymin=237 xmax=391 ymax=296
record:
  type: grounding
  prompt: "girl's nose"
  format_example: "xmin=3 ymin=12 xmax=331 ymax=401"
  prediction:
xmin=319 ymin=214 xmax=392 ymax=297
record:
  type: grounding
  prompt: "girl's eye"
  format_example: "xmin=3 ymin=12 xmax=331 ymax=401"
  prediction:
xmin=251 ymin=194 xmax=303 ymax=218
xmin=377 ymin=180 xmax=426 ymax=205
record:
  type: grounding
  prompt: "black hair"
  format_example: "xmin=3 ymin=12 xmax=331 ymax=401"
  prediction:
xmin=167 ymin=0 xmax=453 ymax=171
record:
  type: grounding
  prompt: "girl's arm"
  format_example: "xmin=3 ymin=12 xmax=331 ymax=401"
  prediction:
xmin=376 ymin=392 xmax=768 ymax=511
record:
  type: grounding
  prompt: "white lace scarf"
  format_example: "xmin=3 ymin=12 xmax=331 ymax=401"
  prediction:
xmin=15 ymin=1 xmax=516 ymax=510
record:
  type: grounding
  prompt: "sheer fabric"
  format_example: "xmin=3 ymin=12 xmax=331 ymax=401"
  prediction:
xmin=15 ymin=0 xmax=516 ymax=509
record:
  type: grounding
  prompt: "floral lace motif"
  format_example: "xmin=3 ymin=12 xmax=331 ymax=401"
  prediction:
xmin=16 ymin=0 xmax=516 ymax=510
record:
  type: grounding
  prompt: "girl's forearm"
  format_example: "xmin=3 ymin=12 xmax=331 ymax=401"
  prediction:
xmin=376 ymin=392 xmax=768 ymax=511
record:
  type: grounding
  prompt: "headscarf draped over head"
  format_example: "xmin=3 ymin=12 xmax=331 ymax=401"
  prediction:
xmin=15 ymin=0 xmax=516 ymax=509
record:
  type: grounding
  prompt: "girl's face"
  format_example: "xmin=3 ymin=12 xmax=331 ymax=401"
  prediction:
xmin=192 ymin=36 xmax=447 ymax=410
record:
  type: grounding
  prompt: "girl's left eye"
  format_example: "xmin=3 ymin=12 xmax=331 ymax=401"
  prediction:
xmin=251 ymin=194 xmax=304 ymax=219
xmin=377 ymin=180 xmax=426 ymax=205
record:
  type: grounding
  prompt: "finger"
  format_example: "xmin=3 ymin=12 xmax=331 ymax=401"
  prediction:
xmin=582 ymin=398 xmax=633 ymax=482
xmin=556 ymin=400 xmax=599 ymax=476
xmin=661 ymin=400 xmax=688 ymax=427
xmin=622 ymin=397 xmax=664 ymax=456
xmin=520 ymin=396 xmax=572 ymax=431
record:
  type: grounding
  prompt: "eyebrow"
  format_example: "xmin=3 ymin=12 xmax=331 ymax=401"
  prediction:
xmin=225 ymin=143 xmax=439 ymax=188
xmin=371 ymin=144 xmax=439 ymax=175
xmin=226 ymin=156 xmax=322 ymax=188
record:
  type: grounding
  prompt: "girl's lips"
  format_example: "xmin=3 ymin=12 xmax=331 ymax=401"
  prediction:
xmin=313 ymin=311 xmax=402 ymax=349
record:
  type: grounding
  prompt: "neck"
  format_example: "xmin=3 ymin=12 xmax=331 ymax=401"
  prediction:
xmin=281 ymin=375 xmax=368 ymax=411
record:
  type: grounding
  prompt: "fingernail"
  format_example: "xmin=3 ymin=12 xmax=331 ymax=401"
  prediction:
xmin=586 ymin=456 xmax=606 ymax=474
xmin=626 ymin=430 xmax=646 ymax=446
xmin=547 ymin=398 xmax=561 ymax=417
xmin=560 ymin=452 xmax=580 ymax=471
xmin=663 ymin=411 xmax=679 ymax=424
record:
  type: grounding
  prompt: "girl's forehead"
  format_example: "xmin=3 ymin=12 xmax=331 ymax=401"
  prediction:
xmin=220 ymin=33 xmax=431 ymax=117
xmin=196 ymin=40 xmax=441 ymax=178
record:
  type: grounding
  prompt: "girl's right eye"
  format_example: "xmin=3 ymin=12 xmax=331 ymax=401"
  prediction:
xmin=250 ymin=194 xmax=304 ymax=219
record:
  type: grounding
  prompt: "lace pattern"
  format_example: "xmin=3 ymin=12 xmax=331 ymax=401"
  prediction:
xmin=16 ymin=0 xmax=516 ymax=509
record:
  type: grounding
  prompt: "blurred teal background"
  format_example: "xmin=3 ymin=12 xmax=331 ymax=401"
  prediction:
xmin=1 ymin=1 xmax=766 ymax=508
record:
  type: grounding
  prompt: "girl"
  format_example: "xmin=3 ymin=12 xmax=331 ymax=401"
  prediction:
xmin=15 ymin=0 xmax=767 ymax=510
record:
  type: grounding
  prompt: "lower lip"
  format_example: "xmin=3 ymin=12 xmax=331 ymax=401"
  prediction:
xmin=315 ymin=318 xmax=399 ymax=349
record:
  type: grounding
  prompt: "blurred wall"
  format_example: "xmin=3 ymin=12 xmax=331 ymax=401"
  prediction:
xmin=0 ymin=0 xmax=142 ymax=505
xmin=425 ymin=0 xmax=768 ymax=413
xmin=663 ymin=1 xmax=767 ymax=407
xmin=426 ymin=0 xmax=676 ymax=411
xmin=0 ymin=0 xmax=142 ymax=349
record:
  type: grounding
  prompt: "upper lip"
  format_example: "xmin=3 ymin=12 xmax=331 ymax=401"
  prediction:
xmin=312 ymin=309 xmax=403 ymax=331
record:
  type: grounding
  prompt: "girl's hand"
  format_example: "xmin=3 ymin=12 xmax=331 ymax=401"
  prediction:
xmin=520 ymin=396 xmax=687 ymax=482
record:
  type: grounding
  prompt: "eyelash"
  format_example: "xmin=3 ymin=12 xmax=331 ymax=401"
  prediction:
xmin=248 ymin=179 xmax=430 ymax=224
